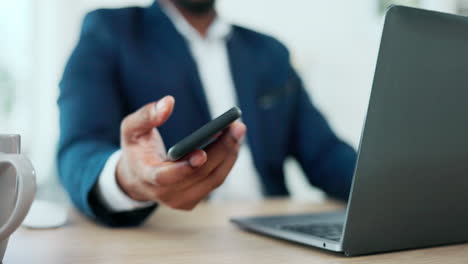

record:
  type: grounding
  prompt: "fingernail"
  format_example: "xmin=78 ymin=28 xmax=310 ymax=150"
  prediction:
xmin=231 ymin=125 xmax=246 ymax=142
xmin=156 ymin=97 xmax=168 ymax=113
xmin=189 ymin=154 xmax=204 ymax=167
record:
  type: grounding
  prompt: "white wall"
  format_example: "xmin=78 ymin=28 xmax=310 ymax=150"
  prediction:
xmin=0 ymin=0 xmax=34 ymax=145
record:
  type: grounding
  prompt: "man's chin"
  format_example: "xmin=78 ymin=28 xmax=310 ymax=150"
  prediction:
xmin=173 ymin=0 xmax=216 ymax=15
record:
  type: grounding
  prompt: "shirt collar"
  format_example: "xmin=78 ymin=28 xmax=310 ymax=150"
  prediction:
xmin=158 ymin=0 xmax=231 ymax=42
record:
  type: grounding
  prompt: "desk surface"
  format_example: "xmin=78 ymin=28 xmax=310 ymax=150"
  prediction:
xmin=4 ymin=199 xmax=467 ymax=264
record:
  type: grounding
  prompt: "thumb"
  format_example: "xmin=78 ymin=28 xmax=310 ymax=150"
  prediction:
xmin=121 ymin=96 xmax=174 ymax=143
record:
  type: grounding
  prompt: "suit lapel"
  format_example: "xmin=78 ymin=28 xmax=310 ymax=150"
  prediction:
xmin=146 ymin=2 xmax=211 ymax=122
xmin=227 ymin=29 xmax=265 ymax=166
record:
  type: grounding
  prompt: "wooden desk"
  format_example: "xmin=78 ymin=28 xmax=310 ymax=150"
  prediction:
xmin=4 ymin=199 xmax=467 ymax=263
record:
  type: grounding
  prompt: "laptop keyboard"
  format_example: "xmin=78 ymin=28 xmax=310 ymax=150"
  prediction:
xmin=279 ymin=223 xmax=344 ymax=241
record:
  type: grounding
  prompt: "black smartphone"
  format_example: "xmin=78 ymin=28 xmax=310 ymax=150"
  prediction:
xmin=167 ymin=107 xmax=242 ymax=161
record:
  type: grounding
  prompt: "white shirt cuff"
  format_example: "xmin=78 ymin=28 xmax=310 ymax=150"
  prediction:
xmin=96 ymin=150 xmax=155 ymax=212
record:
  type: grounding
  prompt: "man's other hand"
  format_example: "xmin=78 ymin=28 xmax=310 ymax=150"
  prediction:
xmin=116 ymin=96 xmax=246 ymax=210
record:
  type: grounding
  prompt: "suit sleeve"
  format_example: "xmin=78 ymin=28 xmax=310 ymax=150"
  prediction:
xmin=57 ymin=10 xmax=156 ymax=227
xmin=288 ymin=67 xmax=357 ymax=201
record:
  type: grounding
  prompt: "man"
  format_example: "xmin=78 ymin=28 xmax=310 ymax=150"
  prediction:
xmin=58 ymin=0 xmax=357 ymax=227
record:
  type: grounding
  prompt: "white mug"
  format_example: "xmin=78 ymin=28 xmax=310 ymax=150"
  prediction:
xmin=0 ymin=135 xmax=36 ymax=261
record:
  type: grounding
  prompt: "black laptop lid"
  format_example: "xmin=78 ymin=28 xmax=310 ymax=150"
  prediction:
xmin=342 ymin=6 xmax=468 ymax=256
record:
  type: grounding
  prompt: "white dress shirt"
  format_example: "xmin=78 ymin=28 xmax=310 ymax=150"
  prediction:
xmin=97 ymin=1 xmax=263 ymax=212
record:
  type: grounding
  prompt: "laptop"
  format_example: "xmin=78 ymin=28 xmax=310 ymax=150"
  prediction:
xmin=231 ymin=5 xmax=468 ymax=256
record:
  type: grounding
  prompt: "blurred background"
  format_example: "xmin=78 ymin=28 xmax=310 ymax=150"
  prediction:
xmin=0 ymin=0 xmax=466 ymax=204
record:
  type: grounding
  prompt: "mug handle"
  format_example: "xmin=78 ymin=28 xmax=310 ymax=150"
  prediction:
xmin=0 ymin=154 xmax=36 ymax=241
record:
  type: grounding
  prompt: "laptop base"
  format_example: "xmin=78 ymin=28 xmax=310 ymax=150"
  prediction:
xmin=231 ymin=211 xmax=345 ymax=253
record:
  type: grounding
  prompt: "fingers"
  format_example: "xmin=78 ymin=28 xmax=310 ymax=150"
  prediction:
xmin=168 ymin=143 xmax=241 ymax=210
xmin=196 ymin=121 xmax=246 ymax=176
xmin=122 ymin=119 xmax=247 ymax=211
xmin=137 ymin=139 xmax=241 ymax=210
xmin=146 ymin=150 xmax=207 ymax=186
xmin=121 ymin=96 xmax=174 ymax=144
xmin=169 ymin=121 xmax=247 ymax=191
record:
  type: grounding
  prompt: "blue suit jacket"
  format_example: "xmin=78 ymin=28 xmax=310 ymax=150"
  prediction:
xmin=58 ymin=2 xmax=357 ymax=227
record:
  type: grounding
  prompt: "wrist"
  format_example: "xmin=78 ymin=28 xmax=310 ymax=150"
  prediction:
xmin=97 ymin=150 xmax=155 ymax=212
xmin=115 ymin=155 xmax=148 ymax=202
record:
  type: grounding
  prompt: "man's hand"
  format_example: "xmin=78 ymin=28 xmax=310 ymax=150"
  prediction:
xmin=116 ymin=96 xmax=246 ymax=210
